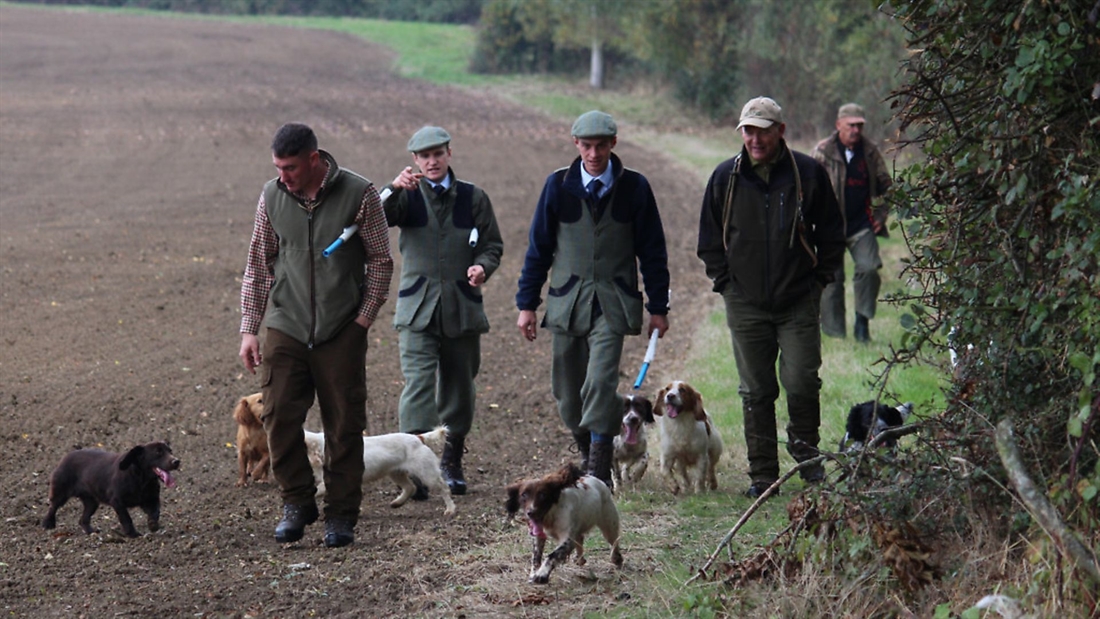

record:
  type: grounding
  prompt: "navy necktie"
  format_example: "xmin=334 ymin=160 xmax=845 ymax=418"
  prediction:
xmin=587 ymin=178 xmax=603 ymax=202
xmin=432 ymin=184 xmax=445 ymax=196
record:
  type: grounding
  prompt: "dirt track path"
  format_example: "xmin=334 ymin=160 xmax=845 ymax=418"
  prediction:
xmin=0 ymin=6 xmax=714 ymax=616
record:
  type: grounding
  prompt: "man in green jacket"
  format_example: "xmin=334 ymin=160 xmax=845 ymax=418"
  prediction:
xmin=697 ymin=97 xmax=845 ymax=498
xmin=383 ymin=126 xmax=503 ymax=496
xmin=811 ymin=103 xmax=894 ymax=342
xmin=240 ymin=123 xmax=393 ymax=548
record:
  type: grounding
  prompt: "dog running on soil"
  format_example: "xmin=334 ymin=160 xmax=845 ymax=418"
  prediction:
xmin=505 ymin=463 xmax=622 ymax=584
xmin=41 ymin=441 xmax=181 ymax=538
xmin=304 ymin=427 xmax=456 ymax=516
xmin=232 ymin=392 xmax=270 ymax=486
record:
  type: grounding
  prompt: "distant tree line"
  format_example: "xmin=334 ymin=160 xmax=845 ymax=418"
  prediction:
xmin=472 ymin=0 xmax=909 ymax=139
xmin=12 ymin=0 xmax=485 ymax=24
xmin=20 ymin=0 xmax=907 ymax=139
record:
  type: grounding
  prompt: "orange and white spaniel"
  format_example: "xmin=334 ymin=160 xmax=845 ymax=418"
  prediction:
xmin=653 ymin=381 xmax=723 ymax=494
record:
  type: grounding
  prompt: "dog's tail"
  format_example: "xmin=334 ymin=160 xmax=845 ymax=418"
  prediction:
xmin=416 ymin=426 xmax=449 ymax=453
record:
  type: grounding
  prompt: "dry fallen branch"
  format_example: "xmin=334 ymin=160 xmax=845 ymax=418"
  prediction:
xmin=994 ymin=418 xmax=1100 ymax=585
xmin=685 ymin=456 xmax=827 ymax=586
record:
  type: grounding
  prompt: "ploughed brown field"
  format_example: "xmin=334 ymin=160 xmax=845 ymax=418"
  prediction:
xmin=0 ymin=5 xmax=716 ymax=617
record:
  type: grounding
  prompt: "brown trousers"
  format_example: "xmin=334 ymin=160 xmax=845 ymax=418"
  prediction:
xmin=261 ymin=322 xmax=368 ymax=522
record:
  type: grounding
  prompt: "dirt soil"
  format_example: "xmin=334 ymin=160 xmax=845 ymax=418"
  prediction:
xmin=0 ymin=6 xmax=717 ymax=618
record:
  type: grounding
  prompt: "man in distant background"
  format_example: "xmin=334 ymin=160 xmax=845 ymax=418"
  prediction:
xmin=812 ymin=103 xmax=893 ymax=342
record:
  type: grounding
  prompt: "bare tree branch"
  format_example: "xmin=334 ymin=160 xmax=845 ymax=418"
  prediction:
xmin=995 ymin=418 xmax=1100 ymax=585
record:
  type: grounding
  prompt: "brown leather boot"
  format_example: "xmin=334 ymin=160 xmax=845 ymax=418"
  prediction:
xmin=441 ymin=434 xmax=467 ymax=496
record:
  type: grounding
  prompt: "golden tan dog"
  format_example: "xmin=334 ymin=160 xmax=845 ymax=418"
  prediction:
xmin=232 ymin=393 xmax=270 ymax=486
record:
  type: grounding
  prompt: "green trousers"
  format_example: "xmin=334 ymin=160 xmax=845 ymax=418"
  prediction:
xmin=821 ymin=228 xmax=883 ymax=337
xmin=723 ymin=291 xmax=823 ymax=484
xmin=551 ymin=313 xmax=625 ymax=438
xmin=396 ymin=311 xmax=480 ymax=438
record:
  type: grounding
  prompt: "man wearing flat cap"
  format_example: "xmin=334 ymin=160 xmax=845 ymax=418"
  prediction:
xmin=812 ymin=103 xmax=894 ymax=342
xmin=383 ymin=126 xmax=503 ymax=496
xmin=516 ymin=110 xmax=670 ymax=491
xmin=697 ymin=97 xmax=845 ymax=498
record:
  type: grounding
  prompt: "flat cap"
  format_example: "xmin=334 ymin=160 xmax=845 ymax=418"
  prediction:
xmin=736 ymin=96 xmax=783 ymax=130
xmin=836 ymin=103 xmax=866 ymax=123
xmin=407 ymin=126 xmax=451 ymax=152
xmin=571 ymin=110 xmax=617 ymax=138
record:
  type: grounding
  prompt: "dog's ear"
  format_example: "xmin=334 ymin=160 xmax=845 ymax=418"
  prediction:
xmin=638 ymin=397 xmax=655 ymax=423
xmin=233 ymin=397 xmax=251 ymax=426
xmin=119 ymin=445 xmax=145 ymax=470
xmin=652 ymin=389 xmax=666 ymax=416
xmin=505 ymin=484 xmax=521 ymax=517
xmin=690 ymin=389 xmax=708 ymax=421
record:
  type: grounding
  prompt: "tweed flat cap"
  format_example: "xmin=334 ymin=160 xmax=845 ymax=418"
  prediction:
xmin=407 ymin=126 xmax=451 ymax=152
xmin=571 ymin=111 xmax=617 ymax=138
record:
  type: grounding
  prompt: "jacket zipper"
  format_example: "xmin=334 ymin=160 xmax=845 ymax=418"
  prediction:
xmin=307 ymin=209 xmax=316 ymax=349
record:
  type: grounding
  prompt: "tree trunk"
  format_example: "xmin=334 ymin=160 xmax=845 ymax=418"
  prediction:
xmin=590 ymin=39 xmax=603 ymax=89
xmin=589 ymin=4 xmax=603 ymax=89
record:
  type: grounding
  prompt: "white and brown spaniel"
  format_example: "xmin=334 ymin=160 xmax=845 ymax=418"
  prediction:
xmin=612 ymin=394 xmax=655 ymax=488
xmin=505 ymin=463 xmax=623 ymax=584
xmin=653 ymin=380 xmax=723 ymax=494
xmin=305 ymin=427 xmax=455 ymax=516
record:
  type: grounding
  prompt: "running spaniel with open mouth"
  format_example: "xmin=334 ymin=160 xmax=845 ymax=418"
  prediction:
xmin=505 ymin=463 xmax=622 ymax=584
xmin=654 ymin=380 xmax=723 ymax=494
xmin=41 ymin=441 xmax=181 ymax=538
xmin=612 ymin=394 xmax=654 ymax=488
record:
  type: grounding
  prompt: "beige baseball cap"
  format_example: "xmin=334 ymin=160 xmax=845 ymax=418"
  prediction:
xmin=837 ymin=103 xmax=866 ymax=123
xmin=736 ymin=97 xmax=783 ymax=130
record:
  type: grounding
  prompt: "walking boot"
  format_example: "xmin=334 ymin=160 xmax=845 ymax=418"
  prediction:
xmin=274 ymin=502 xmax=318 ymax=544
xmin=573 ymin=431 xmax=591 ymax=471
xmin=323 ymin=517 xmax=354 ymax=548
xmin=441 ymin=434 xmax=467 ymax=496
xmin=586 ymin=438 xmax=614 ymax=492
xmin=854 ymin=313 xmax=871 ymax=343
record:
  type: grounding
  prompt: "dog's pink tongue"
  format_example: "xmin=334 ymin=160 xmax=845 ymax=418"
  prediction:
xmin=527 ymin=519 xmax=546 ymax=539
xmin=623 ymin=424 xmax=639 ymax=445
xmin=156 ymin=468 xmax=176 ymax=489
xmin=667 ymin=404 xmax=680 ymax=419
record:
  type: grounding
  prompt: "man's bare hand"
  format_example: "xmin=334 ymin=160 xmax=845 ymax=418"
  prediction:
xmin=517 ymin=310 xmax=538 ymax=342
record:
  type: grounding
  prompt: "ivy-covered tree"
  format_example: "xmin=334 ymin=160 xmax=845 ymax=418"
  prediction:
xmin=886 ymin=0 xmax=1100 ymax=608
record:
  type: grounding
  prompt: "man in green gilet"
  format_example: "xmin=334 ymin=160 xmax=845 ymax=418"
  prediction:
xmin=382 ymin=126 xmax=503 ymax=496
xmin=516 ymin=111 xmax=670 ymax=490
xmin=240 ymin=123 xmax=393 ymax=547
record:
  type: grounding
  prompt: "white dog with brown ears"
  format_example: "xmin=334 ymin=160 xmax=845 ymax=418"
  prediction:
xmin=505 ymin=463 xmax=622 ymax=584
xmin=304 ymin=427 xmax=455 ymax=516
xmin=653 ymin=381 xmax=723 ymax=494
